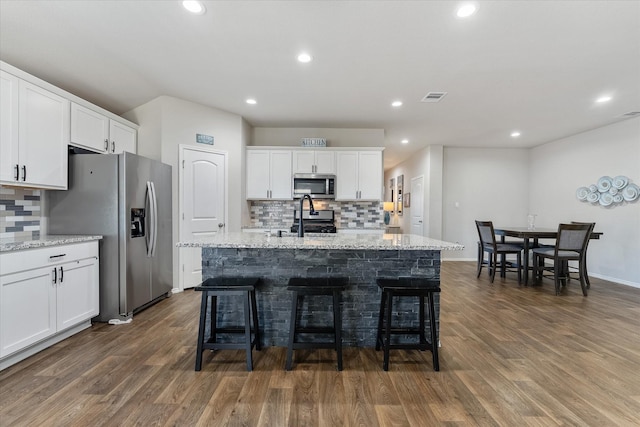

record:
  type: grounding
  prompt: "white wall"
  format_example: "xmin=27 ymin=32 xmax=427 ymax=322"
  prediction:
xmin=443 ymin=148 xmax=530 ymax=260
xmin=529 ymin=118 xmax=640 ymax=286
xmin=252 ymin=127 xmax=384 ymax=147
xmin=124 ymin=96 xmax=247 ymax=288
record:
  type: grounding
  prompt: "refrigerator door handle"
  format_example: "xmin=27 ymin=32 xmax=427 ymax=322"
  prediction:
xmin=150 ymin=181 xmax=159 ymax=257
xmin=146 ymin=181 xmax=154 ymax=257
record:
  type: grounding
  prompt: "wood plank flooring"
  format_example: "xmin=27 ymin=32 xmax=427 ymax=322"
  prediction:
xmin=1 ymin=261 xmax=640 ymax=426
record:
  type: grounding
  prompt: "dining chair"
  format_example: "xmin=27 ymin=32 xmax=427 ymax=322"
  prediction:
xmin=475 ymin=220 xmax=523 ymax=283
xmin=532 ymin=223 xmax=594 ymax=296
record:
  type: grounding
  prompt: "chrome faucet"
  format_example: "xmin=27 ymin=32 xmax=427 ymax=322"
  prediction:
xmin=298 ymin=194 xmax=317 ymax=237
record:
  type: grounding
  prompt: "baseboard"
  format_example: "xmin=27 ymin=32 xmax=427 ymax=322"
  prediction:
xmin=442 ymin=259 xmax=639 ymax=289
xmin=588 ymin=273 xmax=640 ymax=289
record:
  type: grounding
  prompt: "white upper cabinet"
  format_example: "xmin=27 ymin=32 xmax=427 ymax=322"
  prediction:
xmin=108 ymin=120 xmax=136 ymax=154
xmin=0 ymin=70 xmax=69 ymax=189
xmin=246 ymin=149 xmax=292 ymax=200
xmin=335 ymin=150 xmax=383 ymax=201
xmin=71 ymin=102 xmax=136 ymax=154
xmin=293 ymin=150 xmax=335 ymax=174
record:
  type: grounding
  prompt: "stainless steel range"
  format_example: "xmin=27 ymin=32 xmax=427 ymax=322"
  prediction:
xmin=290 ymin=209 xmax=337 ymax=234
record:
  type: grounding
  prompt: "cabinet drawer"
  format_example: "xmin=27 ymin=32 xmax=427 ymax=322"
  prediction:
xmin=0 ymin=241 xmax=99 ymax=276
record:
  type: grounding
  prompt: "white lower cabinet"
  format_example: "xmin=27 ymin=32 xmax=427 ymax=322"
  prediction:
xmin=0 ymin=241 xmax=99 ymax=366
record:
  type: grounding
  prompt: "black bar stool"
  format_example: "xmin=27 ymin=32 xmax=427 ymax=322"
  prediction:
xmin=194 ymin=277 xmax=261 ymax=372
xmin=376 ymin=277 xmax=441 ymax=371
xmin=285 ymin=277 xmax=347 ymax=371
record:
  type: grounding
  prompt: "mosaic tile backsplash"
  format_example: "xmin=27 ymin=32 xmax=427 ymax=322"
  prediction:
xmin=0 ymin=187 xmax=41 ymax=240
xmin=249 ymin=200 xmax=384 ymax=229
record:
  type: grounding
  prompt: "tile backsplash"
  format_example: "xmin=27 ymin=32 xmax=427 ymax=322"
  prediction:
xmin=249 ymin=200 xmax=384 ymax=229
xmin=0 ymin=187 xmax=41 ymax=240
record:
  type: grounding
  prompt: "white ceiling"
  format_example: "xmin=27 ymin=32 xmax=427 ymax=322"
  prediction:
xmin=1 ymin=1 xmax=639 ymax=169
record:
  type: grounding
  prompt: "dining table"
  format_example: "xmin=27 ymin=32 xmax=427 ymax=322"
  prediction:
xmin=493 ymin=226 xmax=603 ymax=286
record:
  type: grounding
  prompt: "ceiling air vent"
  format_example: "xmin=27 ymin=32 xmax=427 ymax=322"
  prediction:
xmin=621 ymin=111 xmax=640 ymax=117
xmin=421 ymin=92 xmax=447 ymax=103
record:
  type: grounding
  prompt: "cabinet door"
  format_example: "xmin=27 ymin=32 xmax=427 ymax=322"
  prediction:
xmin=357 ymin=151 xmax=383 ymax=200
xmin=56 ymin=257 xmax=99 ymax=331
xmin=109 ymin=121 xmax=136 ymax=154
xmin=70 ymin=103 xmax=109 ymax=153
xmin=246 ymin=150 xmax=271 ymax=199
xmin=19 ymin=80 xmax=69 ymax=189
xmin=0 ymin=267 xmax=56 ymax=358
xmin=335 ymin=151 xmax=359 ymax=200
xmin=293 ymin=151 xmax=315 ymax=174
xmin=0 ymin=71 xmax=19 ymax=184
xmin=314 ymin=151 xmax=335 ymax=174
xmin=270 ymin=151 xmax=292 ymax=199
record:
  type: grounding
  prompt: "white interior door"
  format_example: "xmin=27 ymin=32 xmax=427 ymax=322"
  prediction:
xmin=410 ymin=175 xmax=424 ymax=236
xmin=180 ymin=146 xmax=226 ymax=289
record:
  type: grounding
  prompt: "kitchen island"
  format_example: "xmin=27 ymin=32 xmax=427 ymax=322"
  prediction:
xmin=178 ymin=232 xmax=463 ymax=347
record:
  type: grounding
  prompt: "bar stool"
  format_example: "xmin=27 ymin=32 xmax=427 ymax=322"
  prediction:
xmin=376 ymin=277 xmax=441 ymax=371
xmin=194 ymin=277 xmax=261 ymax=372
xmin=285 ymin=277 xmax=347 ymax=371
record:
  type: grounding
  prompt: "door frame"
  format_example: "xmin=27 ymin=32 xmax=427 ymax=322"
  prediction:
xmin=178 ymin=144 xmax=229 ymax=292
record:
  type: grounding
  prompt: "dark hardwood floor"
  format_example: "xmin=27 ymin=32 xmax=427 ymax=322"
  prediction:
xmin=1 ymin=261 xmax=639 ymax=426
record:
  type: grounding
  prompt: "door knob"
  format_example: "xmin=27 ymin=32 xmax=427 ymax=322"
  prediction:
xmin=218 ymin=223 xmax=225 ymax=228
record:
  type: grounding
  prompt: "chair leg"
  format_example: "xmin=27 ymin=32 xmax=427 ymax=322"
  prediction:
xmin=195 ymin=292 xmax=208 ymax=371
xmin=243 ymin=292 xmax=253 ymax=371
xmin=516 ymin=252 xmax=522 ymax=284
xmin=578 ymin=262 xmax=589 ymax=296
xmin=490 ymin=253 xmax=497 ymax=283
xmin=383 ymin=291 xmax=393 ymax=371
xmin=250 ymin=289 xmax=261 ymax=351
xmin=419 ymin=295 xmax=426 ymax=348
xmin=427 ymin=292 xmax=440 ymax=371
xmin=333 ymin=289 xmax=343 ymax=371
xmin=476 ymin=243 xmax=484 ymax=278
xmin=285 ymin=292 xmax=299 ymax=371
xmin=554 ymin=263 xmax=561 ymax=295
xmin=375 ymin=290 xmax=386 ymax=351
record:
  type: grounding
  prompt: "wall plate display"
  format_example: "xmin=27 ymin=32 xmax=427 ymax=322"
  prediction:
xmin=577 ymin=175 xmax=638 ymax=206
xmin=396 ymin=175 xmax=403 ymax=215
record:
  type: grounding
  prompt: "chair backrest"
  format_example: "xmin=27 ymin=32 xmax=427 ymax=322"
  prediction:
xmin=475 ymin=220 xmax=496 ymax=248
xmin=556 ymin=223 xmax=593 ymax=253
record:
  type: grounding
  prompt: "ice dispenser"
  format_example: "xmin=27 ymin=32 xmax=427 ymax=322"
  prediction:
xmin=131 ymin=208 xmax=145 ymax=238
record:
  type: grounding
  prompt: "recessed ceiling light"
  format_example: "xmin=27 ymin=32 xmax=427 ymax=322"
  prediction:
xmin=391 ymin=101 xmax=403 ymax=108
xmin=297 ymin=53 xmax=313 ymax=63
xmin=457 ymin=3 xmax=477 ymax=18
xmin=246 ymin=98 xmax=257 ymax=105
xmin=183 ymin=1 xmax=206 ymax=15
xmin=510 ymin=131 xmax=521 ymax=138
xmin=596 ymin=95 xmax=612 ymax=103
xmin=401 ymin=139 xmax=409 ymax=144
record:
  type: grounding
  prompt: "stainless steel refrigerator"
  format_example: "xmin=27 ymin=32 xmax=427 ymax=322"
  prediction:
xmin=48 ymin=152 xmax=172 ymax=322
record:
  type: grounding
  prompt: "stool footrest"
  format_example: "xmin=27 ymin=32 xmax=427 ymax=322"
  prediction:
xmin=293 ymin=326 xmax=336 ymax=334
xmin=212 ymin=327 xmax=258 ymax=334
xmin=291 ymin=342 xmax=337 ymax=350
xmin=385 ymin=328 xmax=426 ymax=335
xmin=203 ymin=341 xmax=257 ymax=351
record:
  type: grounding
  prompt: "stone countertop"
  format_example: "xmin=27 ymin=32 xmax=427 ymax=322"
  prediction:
xmin=0 ymin=235 xmax=103 ymax=253
xmin=177 ymin=232 xmax=464 ymax=251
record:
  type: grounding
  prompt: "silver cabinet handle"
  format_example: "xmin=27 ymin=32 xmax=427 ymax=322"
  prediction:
xmin=52 ymin=267 xmax=57 ymax=284
xmin=59 ymin=266 xmax=64 ymax=283
xmin=14 ymin=164 xmax=19 ymax=181
xmin=104 ymin=139 xmax=109 ymax=151
xmin=111 ymin=141 xmax=115 ymax=152
xmin=21 ymin=165 xmax=26 ymax=181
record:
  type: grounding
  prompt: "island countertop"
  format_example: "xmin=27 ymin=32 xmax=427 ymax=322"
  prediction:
xmin=0 ymin=235 xmax=103 ymax=253
xmin=177 ymin=232 xmax=464 ymax=251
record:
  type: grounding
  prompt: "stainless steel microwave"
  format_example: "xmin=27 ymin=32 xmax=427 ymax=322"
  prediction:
xmin=292 ymin=174 xmax=336 ymax=199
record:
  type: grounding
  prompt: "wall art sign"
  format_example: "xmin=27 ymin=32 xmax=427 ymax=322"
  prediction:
xmin=576 ymin=175 xmax=638 ymax=207
xmin=196 ymin=133 xmax=214 ymax=145
xmin=301 ymin=138 xmax=327 ymax=147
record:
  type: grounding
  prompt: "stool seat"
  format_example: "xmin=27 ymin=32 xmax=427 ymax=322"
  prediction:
xmin=376 ymin=277 xmax=440 ymax=371
xmin=195 ymin=277 xmax=261 ymax=372
xmin=286 ymin=277 xmax=347 ymax=371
